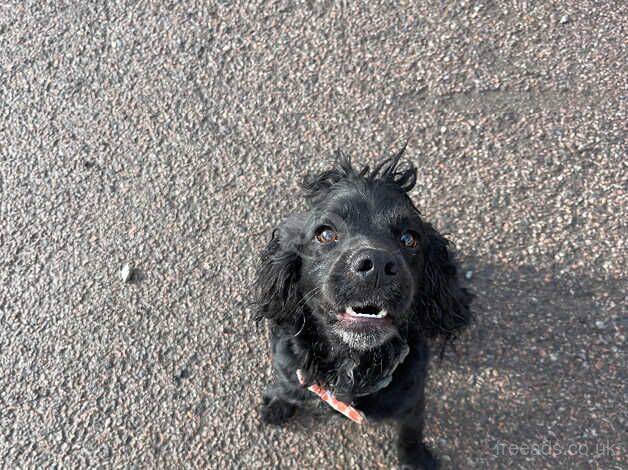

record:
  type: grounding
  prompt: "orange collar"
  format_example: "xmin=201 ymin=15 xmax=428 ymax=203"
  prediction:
xmin=296 ymin=369 xmax=367 ymax=424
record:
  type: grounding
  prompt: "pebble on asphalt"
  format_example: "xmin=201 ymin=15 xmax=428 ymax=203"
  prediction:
xmin=120 ymin=264 xmax=134 ymax=283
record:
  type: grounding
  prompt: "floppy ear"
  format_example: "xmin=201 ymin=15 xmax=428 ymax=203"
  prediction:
xmin=417 ymin=226 xmax=473 ymax=341
xmin=253 ymin=222 xmax=302 ymax=324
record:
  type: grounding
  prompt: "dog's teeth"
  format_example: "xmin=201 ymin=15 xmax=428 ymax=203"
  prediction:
xmin=346 ymin=307 xmax=387 ymax=318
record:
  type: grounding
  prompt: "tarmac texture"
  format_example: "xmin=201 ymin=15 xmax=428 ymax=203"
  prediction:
xmin=0 ymin=1 xmax=625 ymax=469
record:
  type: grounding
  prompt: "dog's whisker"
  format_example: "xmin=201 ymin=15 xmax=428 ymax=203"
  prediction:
xmin=294 ymin=286 xmax=322 ymax=311
xmin=293 ymin=314 xmax=306 ymax=337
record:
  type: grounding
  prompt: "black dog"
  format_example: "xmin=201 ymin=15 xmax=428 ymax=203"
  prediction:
xmin=253 ymin=149 xmax=472 ymax=469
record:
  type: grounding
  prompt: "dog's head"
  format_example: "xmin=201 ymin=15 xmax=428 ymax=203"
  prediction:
xmin=254 ymin=149 xmax=472 ymax=351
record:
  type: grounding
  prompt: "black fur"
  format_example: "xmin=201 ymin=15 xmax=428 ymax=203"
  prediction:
xmin=253 ymin=149 xmax=472 ymax=469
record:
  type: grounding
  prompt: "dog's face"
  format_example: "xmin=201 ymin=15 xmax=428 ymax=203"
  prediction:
xmin=296 ymin=179 xmax=426 ymax=350
xmin=254 ymin=152 xmax=471 ymax=351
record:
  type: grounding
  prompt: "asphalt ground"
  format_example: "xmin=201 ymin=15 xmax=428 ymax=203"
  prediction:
xmin=0 ymin=1 xmax=626 ymax=469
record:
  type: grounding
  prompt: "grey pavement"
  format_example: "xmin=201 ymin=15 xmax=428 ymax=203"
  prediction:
xmin=0 ymin=1 xmax=626 ymax=469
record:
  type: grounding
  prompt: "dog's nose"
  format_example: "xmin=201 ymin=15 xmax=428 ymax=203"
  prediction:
xmin=351 ymin=248 xmax=397 ymax=285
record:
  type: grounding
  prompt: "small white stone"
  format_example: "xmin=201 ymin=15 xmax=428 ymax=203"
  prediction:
xmin=549 ymin=353 xmax=558 ymax=361
xmin=559 ymin=15 xmax=570 ymax=24
xmin=120 ymin=264 xmax=133 ymax=282
xmin=594 ymin=320 xmax=607 ymax=330
xmin=465 ymin=270 xmax=473 ymax=280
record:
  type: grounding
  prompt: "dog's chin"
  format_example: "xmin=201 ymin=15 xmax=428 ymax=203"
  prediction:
xmin=331 ymin=326 xmax=397 ymax=351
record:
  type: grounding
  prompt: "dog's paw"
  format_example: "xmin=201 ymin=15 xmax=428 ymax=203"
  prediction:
xmin=260 ymin=396 xmax=296 ymax=425
xmin=397 ymin=443 xmax=440 ymax=470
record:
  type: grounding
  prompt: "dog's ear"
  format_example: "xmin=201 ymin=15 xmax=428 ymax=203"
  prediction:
xmin=417 ymin=226 xmax=473 ymax=341
xmin=253 ymin=219 xmax=303 ymax=324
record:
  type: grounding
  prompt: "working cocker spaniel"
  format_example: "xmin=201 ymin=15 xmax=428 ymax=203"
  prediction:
xmin=253 ymin=149 xmax=472 ymax=469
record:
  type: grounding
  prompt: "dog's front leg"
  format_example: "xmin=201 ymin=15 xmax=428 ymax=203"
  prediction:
xmin=260 ymin=379 xmax=308 ymax=425
xmin=260 ymin=334 xmax=310 ymax=425
xmin=397 ymin=393 xmax=439 ymax=470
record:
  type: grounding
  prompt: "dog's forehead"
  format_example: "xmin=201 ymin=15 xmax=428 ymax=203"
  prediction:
xmin=319 ymin=181 xmax=417 ymax=226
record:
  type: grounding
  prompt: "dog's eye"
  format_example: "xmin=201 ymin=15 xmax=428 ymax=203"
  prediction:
xmin=315 ymin=226 xmax=338 ymax=244
xmin=400 ymin=230 xmax=419 ymax=248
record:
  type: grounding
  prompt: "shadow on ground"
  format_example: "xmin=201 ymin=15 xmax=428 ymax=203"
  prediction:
xmin=249 ymin=256 xmax=624 ymax=469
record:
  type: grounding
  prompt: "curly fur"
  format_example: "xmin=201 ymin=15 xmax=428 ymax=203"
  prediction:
xmin=253 ymin=148 xmax=472 ymax=469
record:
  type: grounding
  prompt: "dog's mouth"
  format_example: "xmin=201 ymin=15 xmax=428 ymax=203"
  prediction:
xmin=333 ymin=302 xmax=397 ymax=349
xmin=336 ymin=304 xmax=391 ymax=323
